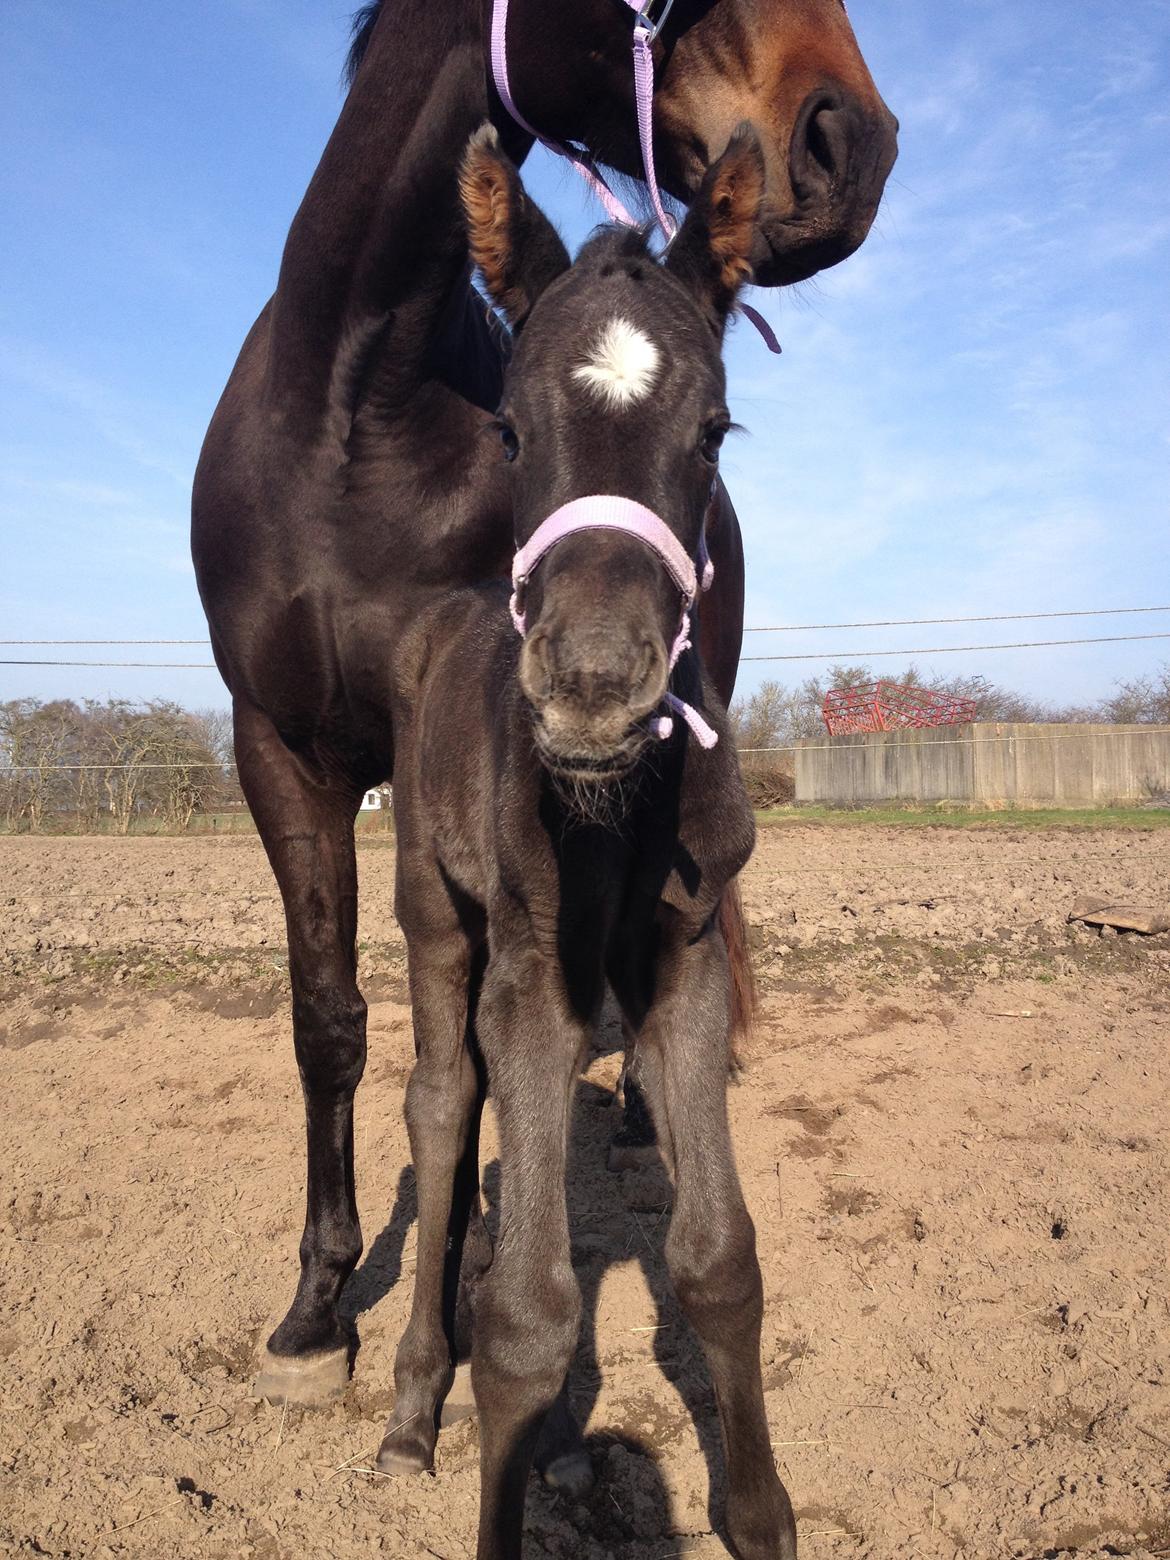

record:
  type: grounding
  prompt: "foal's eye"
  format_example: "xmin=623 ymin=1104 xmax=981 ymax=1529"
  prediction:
xmin=498 ymin=423 xmax=520 ymax=463
xmin=700 ymin=422 xmax=728 ymax=465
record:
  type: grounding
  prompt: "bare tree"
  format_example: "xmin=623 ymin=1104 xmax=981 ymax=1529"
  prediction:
xmin=1101 ymin=663 xmax=1170 ymax=725
xmin=730 ymin=665 xmax=873 ymax=752
xmin=86 ymin=702 xmax=157 ymax=833
xmin=730 ymin=661 xmax=1099 ymax=747
xmin=0 ymin=700 xmax=84 ymax=832
xmin=145 ymin=703 xmax=223 ymax=828
xmin=192 ymin=706 xmax=244 ymax=809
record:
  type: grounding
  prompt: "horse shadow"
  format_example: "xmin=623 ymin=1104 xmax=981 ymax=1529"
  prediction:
xmin=341 ymin=1163 xmax=418 ymax=1324
xmin=342 ymin=1039 xmax=733 ymax=1554
xmin=552 ymin=1073 xmax=732 ymax=1554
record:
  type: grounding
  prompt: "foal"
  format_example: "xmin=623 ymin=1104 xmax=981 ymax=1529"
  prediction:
xmin=379 ymin=126 xmax=797 ymax=1560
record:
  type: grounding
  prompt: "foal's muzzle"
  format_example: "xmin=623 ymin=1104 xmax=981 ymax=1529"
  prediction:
xmin=510 ymin=495 xmax=719 ymax=763
xmin=520 ymin=624 xmax=669 ymax=780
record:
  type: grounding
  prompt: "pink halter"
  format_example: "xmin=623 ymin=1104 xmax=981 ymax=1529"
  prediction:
xmin=489 ymin=0 xmax=782 ymax=354
xmin=510 ymin=495 xmax=719 ymax=749
xmin=490 ymin=1 xmax=676 ymax=239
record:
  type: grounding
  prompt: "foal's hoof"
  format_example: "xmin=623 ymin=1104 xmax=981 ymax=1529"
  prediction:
xmin=539 ymin=1449 xmax=595 ymax=1500
xmin=375 ymin=1418 xmax=436 ymax=1477
xmin=439 ymin=1360 xmax=477 ymax=1426
xmin=252 ymin=1343 xmax=349 ymax=1406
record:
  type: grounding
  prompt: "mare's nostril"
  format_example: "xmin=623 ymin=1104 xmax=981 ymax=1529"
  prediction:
xmin=790 ymin=91 xmax=850 ymax=200
xmin=807 ymin=107 xmax=842 ymax=179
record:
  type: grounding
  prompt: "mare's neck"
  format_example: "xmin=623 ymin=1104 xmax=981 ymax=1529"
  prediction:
xmin=266 ymin=1 xmax=517 ymax=423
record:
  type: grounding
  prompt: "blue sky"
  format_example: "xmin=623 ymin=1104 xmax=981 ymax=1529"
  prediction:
xmin=2 ymin=0 xmax=1167 ymax=711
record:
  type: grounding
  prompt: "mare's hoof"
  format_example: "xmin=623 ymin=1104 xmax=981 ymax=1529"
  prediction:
xmin=252 ymin=1343 xmax=349 ymax=1406
xmin=376 ymin=1420 xmax=435 ymax=1476
xmin=607 ymin=1140 xmax=660 ymax=1172
xmin=540 ymin=1449 xmax=595 ymax=1499
xmin=439 ymin=1360 xmax=477 ymax=1426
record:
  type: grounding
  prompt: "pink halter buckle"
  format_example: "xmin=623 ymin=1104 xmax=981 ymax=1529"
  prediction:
xmin=510 ymin=494 xmax=719 ymax=750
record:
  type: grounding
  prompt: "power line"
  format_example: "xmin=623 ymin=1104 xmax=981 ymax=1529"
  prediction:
xmin=743 ymin=605 xmax=1170 ymax=633
xmin=0 ymin=763 xmax=227 ymax=772
xmin=740 ymin=633 xmax=1170 ymax=663
xmin=3 ymin=605 xmax=1170 ymax=648
xmin=0 ymin=639 xmax=210 ymax=646
xmin=0 ymin=660 xmax=217 ymax=669
xmin=3 ymin=633 xmax=1170 ymax=671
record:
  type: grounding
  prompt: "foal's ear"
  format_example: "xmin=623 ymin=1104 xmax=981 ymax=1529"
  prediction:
xmin=459 ymin=125 xmax=571 ymax=328
xmin=664 ymin=124 xmax=766 ymax=332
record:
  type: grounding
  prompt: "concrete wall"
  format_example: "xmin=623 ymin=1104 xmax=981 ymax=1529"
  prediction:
xmin=794 ymin=723 xmax=1170 ymax=807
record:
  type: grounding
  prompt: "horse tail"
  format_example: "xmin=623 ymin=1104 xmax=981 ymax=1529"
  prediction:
xmin=718 ymin=875 xmax=756 ymax=1066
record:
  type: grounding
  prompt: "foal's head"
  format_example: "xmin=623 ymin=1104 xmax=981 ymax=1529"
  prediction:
xmin=460 ymin=125 xmax=763 ymax=786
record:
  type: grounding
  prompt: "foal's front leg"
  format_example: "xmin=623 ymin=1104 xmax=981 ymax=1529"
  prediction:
xmin=636 ymin=922 xmax=797 ymax=1560
xmin=472 ymin=947 xmax=588 ymax=1560
xmin=378 ymin=860 xmax=484 ymax=1475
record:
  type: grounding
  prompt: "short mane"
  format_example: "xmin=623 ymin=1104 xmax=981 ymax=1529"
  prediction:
xmin=575 ymin=226 xmax=657 ymax=270
xmin=344 ymin=2 xmax=384 ymax=89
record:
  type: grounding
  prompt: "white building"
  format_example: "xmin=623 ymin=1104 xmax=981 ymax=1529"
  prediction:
xmin=359 ymin=786 xmax=392 ymax=811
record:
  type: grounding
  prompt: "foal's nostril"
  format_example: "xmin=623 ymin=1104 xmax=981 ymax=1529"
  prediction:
xmin=632 ymin=640 xmax=663 ymax=696
xmin=621 ymin=638 xmax=668 ymax=720
xmin=519 ymin=628 xmax=554 ymax=704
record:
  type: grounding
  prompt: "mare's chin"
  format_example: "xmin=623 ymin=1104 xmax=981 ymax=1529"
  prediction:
xmin=752 ymin=209 xmax=872 ymax=288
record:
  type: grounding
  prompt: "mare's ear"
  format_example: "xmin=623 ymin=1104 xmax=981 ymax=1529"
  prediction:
xmin=459 ymin=124 xmax=571 ymax=328
xmin=664 ymin=124 xmax=766 ymax=332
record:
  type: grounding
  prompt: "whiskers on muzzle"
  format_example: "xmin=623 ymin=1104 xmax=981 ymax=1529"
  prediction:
xmin=527 ymin=708 xmax=657 ymax=824
xmin=538 ymin=742 xmax=643 ymax=827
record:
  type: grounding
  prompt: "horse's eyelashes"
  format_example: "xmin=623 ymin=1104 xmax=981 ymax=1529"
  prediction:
xmin=701 ymin=419 xmax=731 ymax=463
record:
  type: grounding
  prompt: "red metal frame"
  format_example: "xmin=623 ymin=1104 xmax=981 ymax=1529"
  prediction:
xmin=822 ymin=680 xmax=977 ymax=736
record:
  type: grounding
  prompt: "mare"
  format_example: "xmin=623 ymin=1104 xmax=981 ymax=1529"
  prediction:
xmin=381 ymin=121 xmax=794 ymax=1560
xmin=191 ymin=0 xmax=896 ymax=1423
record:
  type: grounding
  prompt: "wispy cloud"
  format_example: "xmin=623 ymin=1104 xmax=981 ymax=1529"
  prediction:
xmin=0 ymin=345 xmax=197 ymax=487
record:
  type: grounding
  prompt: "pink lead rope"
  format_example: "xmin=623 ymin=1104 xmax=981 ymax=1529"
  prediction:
xmin=489 ymin=0 xmax=781 ymax=354
xmin=511 ymin=496 xmax=720 ymax=750
xmin=489 ymin=0 xmax=639 ymax=229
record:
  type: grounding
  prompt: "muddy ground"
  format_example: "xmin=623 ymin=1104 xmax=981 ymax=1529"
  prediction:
xmin=1 ymin=826 xmax=1168 ymax=1560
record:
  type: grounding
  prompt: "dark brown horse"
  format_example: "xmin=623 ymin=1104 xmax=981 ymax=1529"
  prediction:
xmin=382 ymin=121 xmax=792 ymax=1560
xmin=191 ymin=0 xmax=894 ymax=1423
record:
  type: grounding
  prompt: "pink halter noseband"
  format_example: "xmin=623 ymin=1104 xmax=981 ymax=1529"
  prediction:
xmin=489 ymin=0 xmax=782 ymax=354
xmin=510 ymin=495 xmax=719 ymax=750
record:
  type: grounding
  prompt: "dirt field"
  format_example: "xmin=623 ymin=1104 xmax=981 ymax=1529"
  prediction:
xmin=2 ymin=825 xmax=1168 ymax=1560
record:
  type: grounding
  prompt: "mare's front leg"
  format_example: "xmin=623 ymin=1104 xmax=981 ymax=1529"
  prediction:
xmin=473 ymin=946 xmax=588 ymax=1560
xmin=378 ymin=848 xmax=485 ymax=1475
xmin=234 ymin=700 xmax=367 ymax=1404
xmin=636 ymin=919 xmax=797 ymax=1560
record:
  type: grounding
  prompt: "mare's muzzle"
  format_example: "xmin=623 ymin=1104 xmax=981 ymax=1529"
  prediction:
xmin=754 ymin=85 xmax=899 ymax=288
